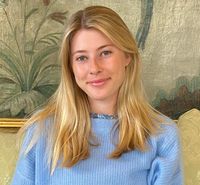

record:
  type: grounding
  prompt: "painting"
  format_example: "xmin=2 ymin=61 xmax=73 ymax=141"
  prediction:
xmin=0 ymin=0 xmax=200 ymax=123
xmin=0 ymin=0 xmax=68 ymax=119
xmin=141 ymin=0 xmax=200 ymax=119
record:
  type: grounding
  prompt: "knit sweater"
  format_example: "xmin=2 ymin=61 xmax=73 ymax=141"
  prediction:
xmin=11 ymin=115 xmax=183 ymax=185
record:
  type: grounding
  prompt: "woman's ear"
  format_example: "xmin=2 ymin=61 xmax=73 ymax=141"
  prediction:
xmin=125 ymin=53 xmax=131 ymax=66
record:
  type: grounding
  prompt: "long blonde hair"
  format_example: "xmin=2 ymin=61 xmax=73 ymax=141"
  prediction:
xmin=20 ymin=5 xmax=161 ymax=173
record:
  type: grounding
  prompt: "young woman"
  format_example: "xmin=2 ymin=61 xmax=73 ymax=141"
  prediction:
xmin=12 ymin=5 xmax=183 ymax=185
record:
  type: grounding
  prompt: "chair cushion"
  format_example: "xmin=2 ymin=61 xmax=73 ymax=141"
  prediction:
xmin=0 ymin=129 xmax=19 ymax=185
xmin=178 ymin=109 xmax=200 ymax=185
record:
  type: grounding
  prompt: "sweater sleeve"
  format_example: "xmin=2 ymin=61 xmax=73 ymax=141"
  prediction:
xmin=147 ymin=122 xmax=184 ymax=185
xmin=11 ymin=127 xmax=35 ymax=185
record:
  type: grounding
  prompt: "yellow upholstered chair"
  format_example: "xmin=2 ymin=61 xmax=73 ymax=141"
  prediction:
xmin=0 ymin=129 xmax=19 ymax=185
xmin=178 ymin=108 xmax=200 ymax=185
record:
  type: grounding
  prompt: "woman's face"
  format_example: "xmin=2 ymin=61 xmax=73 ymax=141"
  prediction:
xmin=70 ymin=28 xmax=131 ymax=105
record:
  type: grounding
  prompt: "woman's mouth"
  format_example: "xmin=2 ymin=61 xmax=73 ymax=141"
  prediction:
xmin=87 ymin=78 xmax=111 ymax=87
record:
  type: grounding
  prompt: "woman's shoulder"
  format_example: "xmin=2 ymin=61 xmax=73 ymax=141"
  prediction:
xmin=159 ymin=115 xmax=178 ymax=136
xmin=149 ymin=115 xmax=180 ymax=152
xmin=21 ymin=116 xmax=54 ymax=148
xmin=25 ymin=116 xmax=54 ymax=133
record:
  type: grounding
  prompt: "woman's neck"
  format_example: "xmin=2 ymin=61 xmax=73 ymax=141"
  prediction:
xmin=89 ymin=98 xmax=117 ymax=115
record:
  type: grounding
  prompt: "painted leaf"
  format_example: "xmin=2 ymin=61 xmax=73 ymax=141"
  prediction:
xmin=0 ymin=66 xmax=19 ymax=84
xmin=25 ymin=41 xmax=34 ymax=55
xmin=34 ymin=84 xmax=58 ymax=99
xmin=29 ymin=45 xmax=59 ymax=87
xmin=0 ymin=49 xmax=24 ymax=85
xmin=25 ymin=8 xmax=38 ymax=21
xmin=33 ymin=64 xmax=60 ymax=87
xmin=0 ymin=90 xmax=46 ymax=117
xmin=0 ymin=81 xmax=20 ymax=103
xmin=36 ymin=33 xmax=61 ymax=47
xmin=0 ymin=39 xmax=18 ymax=56
xmin=48 ymin=11 xmax=68 ymax=25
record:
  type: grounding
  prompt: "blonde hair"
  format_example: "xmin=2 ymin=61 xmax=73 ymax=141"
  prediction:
xmin=20 ymin=5 xmax=161 ymax=173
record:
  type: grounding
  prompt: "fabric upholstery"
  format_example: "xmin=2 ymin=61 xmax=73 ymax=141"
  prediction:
xmin=178 ymin=109 xmax=200 ymax=185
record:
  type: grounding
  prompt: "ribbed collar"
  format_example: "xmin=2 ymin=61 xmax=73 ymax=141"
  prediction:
xmin=90 ymin=113 xmax=118 ymax=120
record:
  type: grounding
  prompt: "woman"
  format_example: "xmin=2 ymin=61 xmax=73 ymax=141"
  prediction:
xmin=12 ymin=5 xmax=183 ymax=185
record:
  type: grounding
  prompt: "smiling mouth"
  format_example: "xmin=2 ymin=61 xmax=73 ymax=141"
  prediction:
xmin=87 ymin=78 xmax=111 ymax=87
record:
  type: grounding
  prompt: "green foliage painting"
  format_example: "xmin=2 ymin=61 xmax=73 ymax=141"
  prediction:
xmin=0 ymin=0 xmax=68 ymax=118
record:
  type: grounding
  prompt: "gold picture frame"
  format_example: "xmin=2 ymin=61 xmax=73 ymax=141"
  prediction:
xmin=0 ymin=118 xmax=26 ymax=128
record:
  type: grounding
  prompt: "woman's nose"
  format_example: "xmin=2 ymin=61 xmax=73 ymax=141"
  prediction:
xmin=89 ymin=58 xmax=102 ymax=75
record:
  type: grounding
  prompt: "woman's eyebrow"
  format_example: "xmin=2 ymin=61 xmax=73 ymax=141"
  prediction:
xmin=97 ymin=44 xmax=114 ymax=51
xmin=71 ymin=44 xmax=114 ymax=56
xmin=71 ymin=50 xmax=87 ymax=57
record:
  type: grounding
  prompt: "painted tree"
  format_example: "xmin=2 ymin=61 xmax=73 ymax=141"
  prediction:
xmin=0 ymin=0 xmax=68 ymax=117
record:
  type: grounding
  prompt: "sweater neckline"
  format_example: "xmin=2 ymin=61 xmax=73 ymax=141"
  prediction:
xmin=90 ymin=113 xmax=118 ymax=120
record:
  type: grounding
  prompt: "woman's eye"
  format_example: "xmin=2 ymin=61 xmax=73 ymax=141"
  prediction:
xmin=76 ymin=56 xmax=87 ymax=62
xmin=101 ymin=50 xmax=112 ymax=57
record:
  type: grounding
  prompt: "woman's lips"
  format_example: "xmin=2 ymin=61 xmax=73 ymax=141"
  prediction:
xmin=87 ymin=78 xmax=111 ymax=87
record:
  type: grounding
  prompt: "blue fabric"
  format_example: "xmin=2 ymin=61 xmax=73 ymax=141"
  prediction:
xmin=11 ymin=116 xmax=184 ymax=185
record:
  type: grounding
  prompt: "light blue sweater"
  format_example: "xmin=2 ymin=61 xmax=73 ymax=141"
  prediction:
xmin=11 ymin=115 xmax=184 ymax=185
